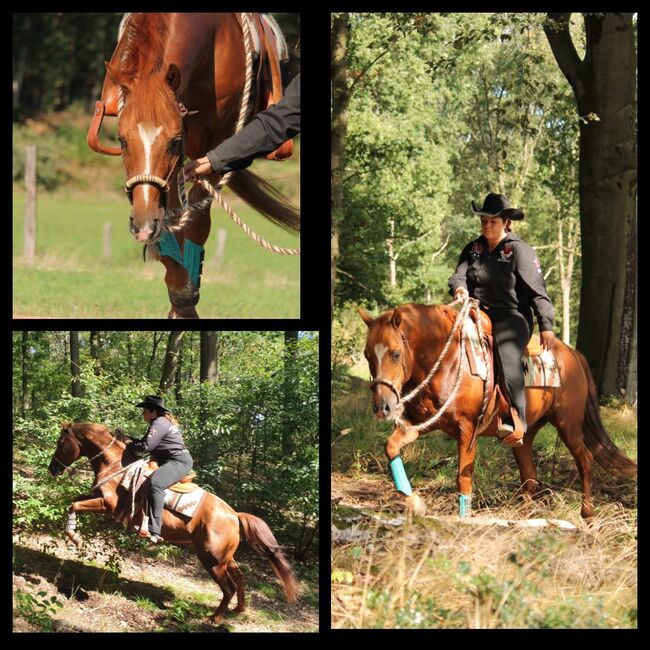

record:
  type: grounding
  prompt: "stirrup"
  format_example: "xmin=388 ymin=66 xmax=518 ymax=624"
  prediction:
xmin=497 ymin=408 xmax=525 ymax=447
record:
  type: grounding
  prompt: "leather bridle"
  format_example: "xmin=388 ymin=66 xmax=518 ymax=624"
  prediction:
xmin=369 ymin=331 xmax=413 ymax=402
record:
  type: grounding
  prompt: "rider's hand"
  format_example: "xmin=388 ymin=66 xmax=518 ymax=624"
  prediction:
xmin=183 ymin=157 xmax=213 ymax=181
xmin=540 ymin=330 xmax=556 ymax=351
xmin=454 ymin=287 xmax=469 ymax=302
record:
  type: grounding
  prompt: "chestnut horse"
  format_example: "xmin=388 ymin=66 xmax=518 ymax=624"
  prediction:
xmin=48 ymin=423 xmax=298 ymax=624
xmin=88 ymin=13 xmax=299 ymax=318
xmin=359 ymin=301 xmax=636 ymax=520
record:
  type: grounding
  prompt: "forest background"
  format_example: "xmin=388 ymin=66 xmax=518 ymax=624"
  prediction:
xmin=332 ymin=12 xmax=636 ymax=405
xmin=13 ymin=330 xmax=319 ymax=556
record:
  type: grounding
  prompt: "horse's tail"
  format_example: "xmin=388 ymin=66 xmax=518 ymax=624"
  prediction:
xmin=576 ymin=350 xmax=637 ymax=480
xmin=237 ymin=512 xmax=298 ymax=603
xmin=229 ymin=169 xmax=300 ymax=233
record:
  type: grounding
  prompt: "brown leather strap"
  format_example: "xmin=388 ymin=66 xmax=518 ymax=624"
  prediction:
xmin=87 ymin=101 xmax=122 ymax=156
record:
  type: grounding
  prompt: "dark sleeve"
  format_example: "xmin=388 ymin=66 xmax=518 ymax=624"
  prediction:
xmin=448 ymin=242 xmax=473 ymax=297
xmin=138 ymin=419 xmax=169 ymax=453
xmin=515 ymin=243 xmax=555 ymax=331
xmin=206 ymin=73 xmax=300 ymax=175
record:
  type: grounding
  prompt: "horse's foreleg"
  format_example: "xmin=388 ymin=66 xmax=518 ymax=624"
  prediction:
xmin=457 ymin=426 xmax=478 ymax=517
xmin=65 ymin=496 xmax=107 ymax=548
xmin=160 ymin=255 xmax=200 ymax=319
xmin=385 ymin=426 xmax=425 ymax=515
xmin=160 ymin=184 xmax=211 ymax=319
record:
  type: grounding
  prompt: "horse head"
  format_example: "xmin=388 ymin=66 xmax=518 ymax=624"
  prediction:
xmin=48 ymin=422 xmax=126 ymax=477
xmin=359 ymin=307 xmax=415 ymax=420
xmin=106 ymin=59 xmax=185 ymax=243
xmin=48 ymin=423 xmax=83 ymax=476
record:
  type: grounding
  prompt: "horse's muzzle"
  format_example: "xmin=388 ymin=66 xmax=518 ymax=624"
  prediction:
xmin=130 ymin=216 xmax=162 ymax=243
xmin=48 ymin=461 xmax=64 ymax=477
xmin=371 ymin=389 xmax=399 ymax=421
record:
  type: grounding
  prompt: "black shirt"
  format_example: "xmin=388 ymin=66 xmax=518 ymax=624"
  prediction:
xmin=132 ymin=416 xmax=187 ymax=462
xmin=448 ymin=233 xmax=555 ymax=332
xmin=206 ymin=73 xmax=300 ymax=175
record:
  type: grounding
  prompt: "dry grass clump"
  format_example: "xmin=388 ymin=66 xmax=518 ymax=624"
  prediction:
xmin=331 ymin=498 xmax=636 ymax=629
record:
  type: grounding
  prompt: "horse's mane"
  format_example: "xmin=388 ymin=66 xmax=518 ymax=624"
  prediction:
xmin=119 ymin=13 xmax=169 ymax=79
xmin=68 ymin=422 xmax=129 ymax=447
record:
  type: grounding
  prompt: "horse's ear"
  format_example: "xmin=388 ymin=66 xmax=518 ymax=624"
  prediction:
xmin=60 ymin=422 xmax=71 ymax=433
xmin=358 ymin=307 xmax=374 ymax=328
xmin=390 ymin=308 xmax=402 ymax=330
xmin=166 ymin=63 xmax=182 ymax=92
xmin=105 ymin=60 xmax=133 ymax=93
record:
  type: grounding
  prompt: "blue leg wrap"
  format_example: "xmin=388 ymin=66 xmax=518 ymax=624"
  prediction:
xmin=389 ymin=456 xmax=413 ymax=496
xmin=157 ymin=233 xmax=205 ymax=289
xmin=459 ymin=493 xmax=472 ymax=518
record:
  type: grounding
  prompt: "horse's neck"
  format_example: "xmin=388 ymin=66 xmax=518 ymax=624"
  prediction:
xmin=406 ymin=309 xmax=457 ymax=387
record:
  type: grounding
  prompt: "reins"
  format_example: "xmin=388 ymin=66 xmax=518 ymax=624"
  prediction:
xmin=376 ymin=297 xmax=492 ymax=438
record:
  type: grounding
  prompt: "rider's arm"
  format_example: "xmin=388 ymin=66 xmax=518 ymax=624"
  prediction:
xmin=448 ymin=241 xmax=473 ymax=298
xmin=205 ymin=74 xmax=300 ymax=175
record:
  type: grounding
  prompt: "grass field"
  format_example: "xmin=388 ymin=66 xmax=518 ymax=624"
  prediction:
xmin=13 ymin=191 xmax=300 ymax=319
xmin=13 ymin=110 xmax=300 ymax=319
xmin=331 ymin=373 xmax=637 ymax=629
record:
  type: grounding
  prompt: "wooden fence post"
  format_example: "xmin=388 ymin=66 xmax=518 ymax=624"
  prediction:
xmin=103 ymin=222 xmax=112 ymax=260
xmin=24 ymin=145 xmax=37 ymax=265
xmin=213 ymin=228 xmax=227 ymax=266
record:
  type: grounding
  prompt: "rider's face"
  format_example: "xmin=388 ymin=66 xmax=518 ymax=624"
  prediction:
xmin=142 ymin=408 xmax=156 ymax=423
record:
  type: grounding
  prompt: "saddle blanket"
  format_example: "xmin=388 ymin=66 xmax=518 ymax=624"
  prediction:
xmin=465 ymin=317 xmax=561 ymax=388
xmin=119 ymin=460 xmax=207 ymax=521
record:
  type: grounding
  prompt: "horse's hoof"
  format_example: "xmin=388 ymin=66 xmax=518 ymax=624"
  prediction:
xmin=405 ymin=492 xmax=426 ymax=516
xmin=211 ymin=614 xmax=225 ymax=625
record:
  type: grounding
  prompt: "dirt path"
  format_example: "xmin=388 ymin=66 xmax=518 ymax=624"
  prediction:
xmin=13 ymin=531 xmax=318 ymax=632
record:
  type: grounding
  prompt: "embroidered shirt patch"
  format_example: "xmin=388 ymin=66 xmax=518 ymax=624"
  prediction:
xmin=471 ymin=241 xmax=484 ymax=257
xmin=498 ymin=243 xmax=514 ymax=263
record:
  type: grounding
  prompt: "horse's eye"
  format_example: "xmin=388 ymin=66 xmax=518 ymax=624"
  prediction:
xmin=169 ymin=137 xmax=183 ymax=155
xmin=391 ymin=351 xmax=401 ymax=362
xmin=117 ymin=135 xmax=127 ymax=151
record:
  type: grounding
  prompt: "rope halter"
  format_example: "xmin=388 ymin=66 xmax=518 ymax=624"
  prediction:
xmin=373 ymin=297 xmax=487 ymax=434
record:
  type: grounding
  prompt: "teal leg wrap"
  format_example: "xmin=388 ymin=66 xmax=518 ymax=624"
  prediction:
xmin=459 ymin=493 xmax=472 ymax=518
xmin=157 ymin=233 xmax=205 ymax=289
xmin=182 ymin=239 xmax=205 ymax=289
xmin=389 ymin=456 xmax=413 ymax=496
xmin=158 ymin=231 xmax=183 ymax=265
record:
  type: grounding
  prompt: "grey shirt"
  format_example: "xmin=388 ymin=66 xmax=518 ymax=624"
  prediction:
xmin=132 ymin=416 xmax=187 ymax=462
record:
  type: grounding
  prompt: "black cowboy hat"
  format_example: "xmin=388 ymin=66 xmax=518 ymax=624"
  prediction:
xmin=135 ymin=395 xmax=170 ymax=413
xmin=471 ymin=193 xmax=524 ymax=221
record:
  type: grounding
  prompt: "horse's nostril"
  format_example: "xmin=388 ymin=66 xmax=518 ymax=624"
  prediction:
xmin=372 ymin=402 xmax=378 ymax=414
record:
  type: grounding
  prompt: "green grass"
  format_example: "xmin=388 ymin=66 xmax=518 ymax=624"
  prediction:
xmin=13 ymin=191 xmax=299 ymax=318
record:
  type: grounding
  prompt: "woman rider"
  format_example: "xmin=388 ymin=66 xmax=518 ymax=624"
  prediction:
xmin=127 ymin=395 xmax=193 ymax=543
xmin=448 ymin=193 xmax=556 ymax=446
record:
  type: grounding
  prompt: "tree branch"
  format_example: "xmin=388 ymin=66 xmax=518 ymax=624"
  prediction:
xmin=544 ymin=13 xmax=584 ymax=98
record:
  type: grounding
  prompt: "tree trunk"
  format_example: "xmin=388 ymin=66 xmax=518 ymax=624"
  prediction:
xmin=545 ymin=13 xmax=636 ymax=401
xmin=70 ymin=331 xmax=82 ymax=397
xmin=387 ymin=217 xmax=397 ymax=287
xmin=331 ymin=13 xmax=350 ymax=319
xmin=21 ymin=331 xmax=30 ymax=417
xmin=283 ymin=331 xmax=299 ymax=456
xmin=89 ymin=331 xmax=103 ymax=375
xmin=159 ymin=331 xmax=184 ymax=393
xmin=200 ymin=331 xmax=219 ymax=384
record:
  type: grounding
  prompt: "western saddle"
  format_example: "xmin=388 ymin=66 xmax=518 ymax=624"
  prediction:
xmin=466 ymin=306 xmax=546 ymax=448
